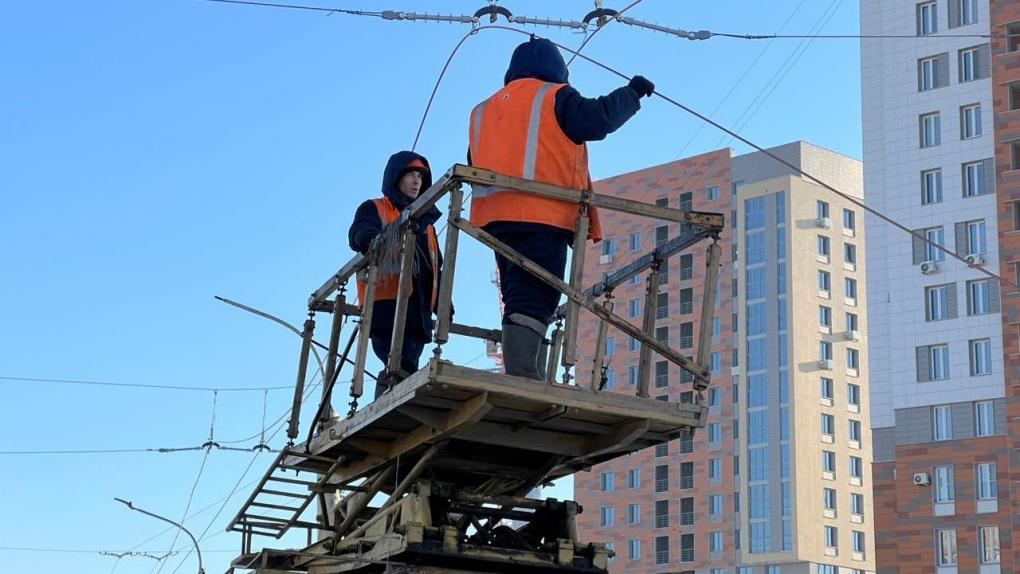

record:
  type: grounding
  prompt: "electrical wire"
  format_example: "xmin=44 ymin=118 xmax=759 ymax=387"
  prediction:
xmin=0 ymin=375 xmax=289 ymax=392
xmin=714 ymin=31 xmax=1007 ymax=39
xmin=0 ymin=546 xmax=237 ymax=554
xmin=566 ymin=0 xmax=643 ymax=66
xmin=200 ymin=0 xmax=381 ymax=16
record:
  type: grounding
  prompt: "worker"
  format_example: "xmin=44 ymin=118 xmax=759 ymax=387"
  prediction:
xmin=349 ymin=151 xmax=442 ymax=398
xmin=468 ymin=37 xmax=654 ymax=379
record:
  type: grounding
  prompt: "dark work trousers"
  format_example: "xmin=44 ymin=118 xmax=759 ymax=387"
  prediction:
xmin=486 ymin=222 xmax=573 ymax=326
xmin=370 ymin=332 xmax=426 ymax=399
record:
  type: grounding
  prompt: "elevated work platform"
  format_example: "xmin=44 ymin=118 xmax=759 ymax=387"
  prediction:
xmin=299 ymin=358 xmax=704 ymax=489
xmin=227 ymin=164 xmax=723 ymax=574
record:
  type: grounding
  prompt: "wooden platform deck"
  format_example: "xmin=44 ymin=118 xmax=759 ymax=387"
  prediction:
xmin=285 ymin=359 xmax=706 ymax=491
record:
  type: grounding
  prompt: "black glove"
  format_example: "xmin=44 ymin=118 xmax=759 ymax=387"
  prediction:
xmin=628 ymin=75 xmax=655 ymax=98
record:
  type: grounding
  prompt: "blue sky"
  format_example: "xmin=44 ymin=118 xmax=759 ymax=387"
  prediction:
xmin=0 ymin=1 xmax=860 ymax=572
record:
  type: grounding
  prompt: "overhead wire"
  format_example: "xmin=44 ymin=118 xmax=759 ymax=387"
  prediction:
xmin=200 ymin=0 xmax=381 ymax=16
xmin=0 ymin=375 xmax=289 ymax=392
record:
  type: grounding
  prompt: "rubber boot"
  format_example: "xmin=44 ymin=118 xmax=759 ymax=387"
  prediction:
xmin=537 ymin=338 xmax=550 ymax=380
xmin=502 ymin=323 xmax=543 ymax=380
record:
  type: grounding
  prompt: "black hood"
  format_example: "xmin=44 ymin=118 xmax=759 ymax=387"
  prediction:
xmin=381 ymin=150 xmax=440 ymax=225
xmin=504 ymin=38 xmax=569 ymax=85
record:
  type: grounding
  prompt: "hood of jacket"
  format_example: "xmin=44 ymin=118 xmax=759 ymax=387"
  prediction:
xmin=381 ymin=150 xmax=440 ymax=226
xmin=504 ymin=37 xmax=569 ymax=86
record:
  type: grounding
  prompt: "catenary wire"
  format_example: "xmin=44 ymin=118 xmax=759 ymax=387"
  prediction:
xmin=200 ymin=0 xmax=381 ymax=16
xmin=0 ymin=375 xmax=290 ymax=392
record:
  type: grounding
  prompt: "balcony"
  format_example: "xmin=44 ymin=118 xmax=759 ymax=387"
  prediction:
xmin=655 ymin=514 xmax=669 ymax=528
xmin=679 ymin=475 xmax=694 ymax=489
xmin=680 ymin=548 xmax=695 ymax=562
xmin=680 ymin=511 xmax=694 ymax=526
xmin=655 ymin=479 xmax=669 ymax=493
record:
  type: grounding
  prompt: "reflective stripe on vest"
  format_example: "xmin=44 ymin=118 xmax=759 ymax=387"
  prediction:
xmin=468 ymin=78 xmax=602 ymax=240
xmin=356 ymin=197 xmax=440 ymax=311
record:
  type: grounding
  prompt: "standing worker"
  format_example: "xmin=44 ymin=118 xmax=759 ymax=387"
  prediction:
xmin=468 ymin=37 xmax=654 ymax=379
xmin=349 ymin=151 xmax=442 ymax=398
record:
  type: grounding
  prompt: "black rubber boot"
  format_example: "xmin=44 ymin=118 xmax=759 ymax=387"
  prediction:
xmin=536 ymin=338 xmax=550 ymax=380
xmin=502 ymin=323 xmax=543 ymax=380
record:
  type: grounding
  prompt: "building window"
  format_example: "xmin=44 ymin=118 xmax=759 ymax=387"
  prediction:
xmin=823 ymin=487 xmax=837 ymax=511
xmin=678 ymin=191 xmax=692 ymax=211
xmin=923 ymin=344 xmax=950 ymax=381
xmin=843 ymin=208 xmax=856 ymax=232
xmin=655 ymin=535 xmax=669 ymax=565
xmin=817 ymin=235 xmax=830 ymax=257
xmin=628 ymin=539 xmax=640 ymax=560
xmin=845 ymin=277 xmax=858 ymax=301
xmin=601 ymin=238 xmax=616 ymax=257
xmin=599 ymin=506 xmax=614 ymax=527
xmin=679 ymin=496 xmax=694 ymax=525
xmin=850 ymin=456 xmax=863 ymax=479
xmin=819 ymin=270 xmax=831 ymax=292
xmin=1013 ymin=141 xmax=1020 ymax=170
xmin=600 ymin=472 xmax=615 ymax=492
xmin=656 ymin=292 xmax=668 ymax=320
xmin=852 ymin=531 xmax=865 ymax=554
xmin=627 ymin=468 xmax=640 ymax=489
xmin=975 ymin=400 xmax=995 ymax=436
xmin=965 ymin=219 xmax=987 ymax=255
xmin=970 ymin=338 xmax=992 ymax=375
xmin=819 ymin=305 xmax=832 ymax=328
xmin=679 ymin=288 xmax=693 ymax=314
xmin=709 ymin=531 xmax=723 ymax=552
xmin=968 ymin=279 xmax=993 ymax=315
xmin=709 ymin=458 xmax=722 ymax=480
xmin=851 ymin=492 xmax=864 ymax=516
xmin=849 ymin=419 xmax=862 ymax=442
xmin=820 ymin=341 xmax=833 ymax=362
xmin=977 ymin=462 xmax=997 ymax=500
xmin=918 ymin=55 xmax=943 ymax=91
xmin=934 ymin=465 xmax=955 ymax=502
xmin=844 ymin=243 xmax=857 ymax=266
xmin=922 ymin=169 xmax=943 ymax=204
xmin=680 ymin=533 xmax=695 ymax=562
xmin=918 ymin=1 xmax=937 ymax=34
xmin=680 ymin=461 xmax=694 ymax=489
xmin=823 ymin=450 xmax=836 ymax=474
xmin=655 ymin=443 xmax=668 ymax=458
xmin=708 ymin=421 xmax=721 ymax=443
xmin=936 ymin=529 xmax=957 ymax=566
xmin=629 ymin=336 xmax=640 ymax=352
xmin=980 ymin=526 xmax=1000 ymax=564
xmin=707 ymin=185 xmax=719 ymax=201
xmin=960 ymin=46 xmax=980 ymax=81
xmin=708 ymin=387 xmax=721 ymax=407
xmin=627 ymin=503 xmax=640 ymax=524
xmin=821 ymin=377 xmax=834 ymax=400
xmin=654 ymin=499 xmax=670 ymax=528
xmin=918 ymin=226 xmax=945 ymax=261
xmin=679 ymin=253 xmax=693 ymax=280
xmin=959 ymin=0 xmax=978 ymax=25
xmin=628 ymin=365 xmax=639 ymax=386
xmin=933 ymin=405 xmax=953 ymax=440
xmin=709 ymin=493 xmax=723 ymax=515
xmin=821 ymin=413 xmax=835 ymax=437
xmin=817 ymin=200 xmax=830 ymax=219
xmin=963 ymin=160 xmax=988 ymax=196
xmin=1009 ymin=22 xmax=1020 ymax=52
xmin=847 ymin=348 xmax=860 ymax=370
xmin=629 ymin=231 xmax=640 ymax=252
xmin=654 ymin=464 xmax=669 ymax=493
xmin=824 ymin=525 xmax=838 ymax=549
xmin=845 ymin=312 xmax=858 ymax=332
xmin=920 ymin=112 xmax=941 ymax=147
xmin=961 ymin=104 xmax=982 ymax=139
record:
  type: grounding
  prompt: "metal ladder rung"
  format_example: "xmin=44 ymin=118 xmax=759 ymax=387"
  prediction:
xmin=250 ymin=501 xmax=303 ymax=512
xmin=261 ymin=488 xmax=310 ymax=499
xmin=266 ymin=476 xmax=317 ymax=486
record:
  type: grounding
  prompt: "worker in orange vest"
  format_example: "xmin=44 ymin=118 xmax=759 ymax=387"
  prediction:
xmin=469 ymin=37 xmax=654 ymax=379
xmin=349 ymin=151 xmax=442 ymax=398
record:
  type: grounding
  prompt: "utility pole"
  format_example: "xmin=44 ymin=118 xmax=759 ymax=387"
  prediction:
xmin=114 ymin=497 xmax=204 ymax=574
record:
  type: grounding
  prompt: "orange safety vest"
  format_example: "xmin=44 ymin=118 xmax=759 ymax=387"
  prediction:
xmin=356 ymin=197 xmax=440 ymax=311
xmin=468 ymin=78 xmax=602 ymax=241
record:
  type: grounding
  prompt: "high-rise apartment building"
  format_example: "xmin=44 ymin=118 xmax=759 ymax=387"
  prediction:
xmin=574 ymin=142 xmax=872 ymax=574
xmin=862 ymin=1 xmax=1013 ymax=572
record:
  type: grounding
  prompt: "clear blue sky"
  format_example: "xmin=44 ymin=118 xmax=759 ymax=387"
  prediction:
xmin=0 ymin=1 xmax=860 ymax=572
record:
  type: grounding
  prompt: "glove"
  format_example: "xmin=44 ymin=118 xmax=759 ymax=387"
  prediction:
xmin=628 ymin=75 xmax=655 ymax=98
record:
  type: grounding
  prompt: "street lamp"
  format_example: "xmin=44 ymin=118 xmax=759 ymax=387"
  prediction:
xmin=114 ymin=497 xmax=204 ymax=574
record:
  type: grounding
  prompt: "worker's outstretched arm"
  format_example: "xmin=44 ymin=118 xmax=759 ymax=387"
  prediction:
xmin=348 ymin=201 xmax=382 ymax=254
xmin=554 ymin=76 xmax=655 ymax=144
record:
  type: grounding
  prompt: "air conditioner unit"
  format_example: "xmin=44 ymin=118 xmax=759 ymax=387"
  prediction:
xmin=913 ymin=472 xmax=931 ymax=486
xmin=844 ymin=330 xmax=861 ymax=341
xmin=818 ymin=359 xmax=834 ymax=371
xmin=920 ymin=261 xmax=938 ymax=275
xmin=965 ymin=253 xmax=985 ymax=265
xmin=600 ymin=254 xmax=613 ymax=264
xmin=817 ymin=217 xmax=832 ymax=229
